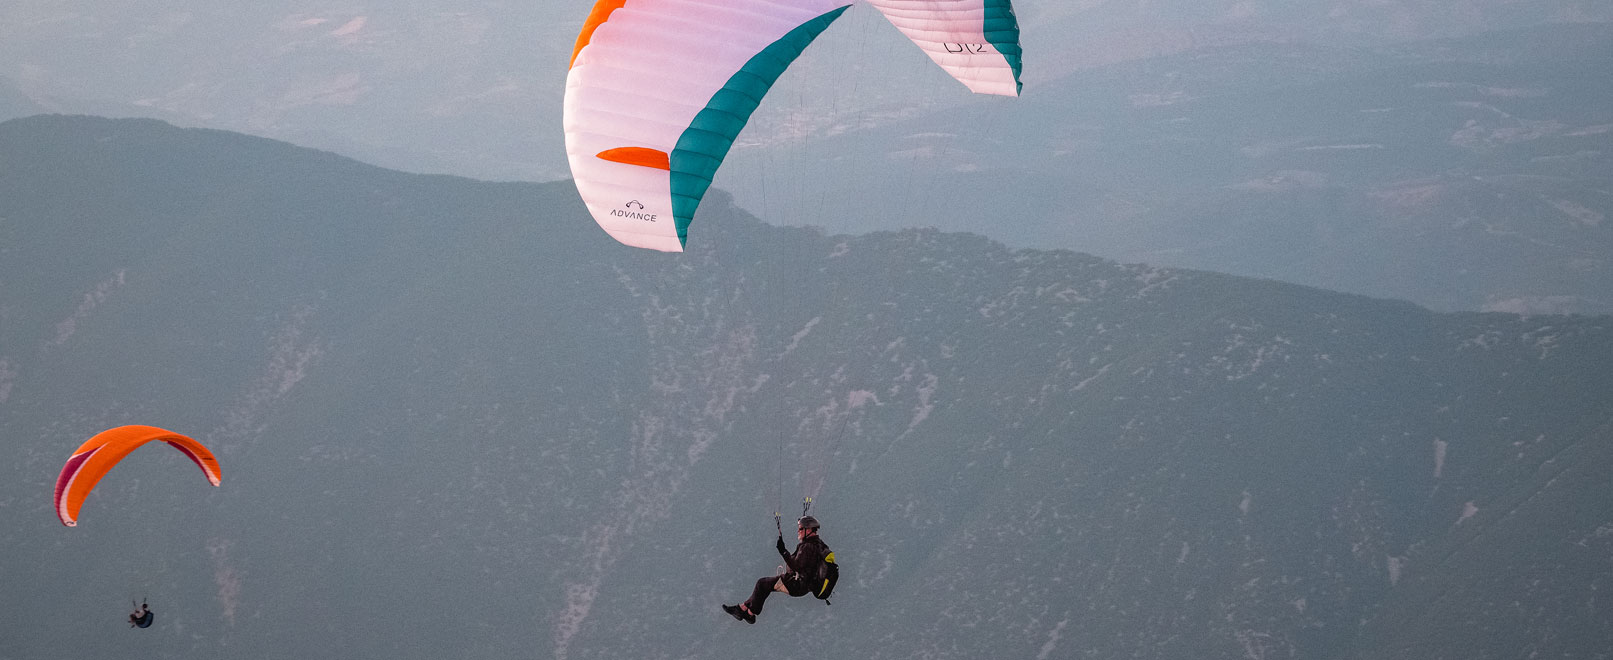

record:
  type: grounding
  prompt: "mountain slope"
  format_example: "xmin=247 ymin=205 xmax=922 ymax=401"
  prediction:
xmin=0 ymin=115 xmax=1609 ymax=660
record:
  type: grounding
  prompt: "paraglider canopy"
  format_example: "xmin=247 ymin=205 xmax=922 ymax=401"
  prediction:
xmin=54 ymin=425 xmax=221 ymax=527
xmin=563 ymin=0 xmax=1023 ymax=251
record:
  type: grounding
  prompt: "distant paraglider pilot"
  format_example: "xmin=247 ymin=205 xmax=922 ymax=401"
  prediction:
xmin=723 ymin=515 xmax=836 ymax=624
xmin=129 ymin=601 xmax=153 ymax=629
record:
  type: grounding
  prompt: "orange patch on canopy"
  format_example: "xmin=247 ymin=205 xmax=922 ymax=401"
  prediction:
xmin=597 ymin=146 xmax=671 ymax=170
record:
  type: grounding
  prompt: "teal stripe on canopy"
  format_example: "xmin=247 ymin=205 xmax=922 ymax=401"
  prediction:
xmin=983 ymin=0 xmax=1023 ymax=95
xmin=668 ymin=5 xmax=851 ymax=247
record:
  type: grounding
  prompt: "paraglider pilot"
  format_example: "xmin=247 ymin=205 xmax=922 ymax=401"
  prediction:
xmin=723 ymin=516 xmax=828 ymax=624
xmin=129 ymin=601 xmax=153 ymax=628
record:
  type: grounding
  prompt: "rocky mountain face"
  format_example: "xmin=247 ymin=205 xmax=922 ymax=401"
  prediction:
xmin=1 ymin=115 xmax=1609 ymax=660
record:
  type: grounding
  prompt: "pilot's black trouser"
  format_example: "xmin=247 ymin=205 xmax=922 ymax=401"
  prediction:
xmin=743 ymin=573 xmax=808 ymax=616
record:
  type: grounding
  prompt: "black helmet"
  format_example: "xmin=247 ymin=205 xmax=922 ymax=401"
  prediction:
xmin=797 ymin=516 xmax=820 ymax=531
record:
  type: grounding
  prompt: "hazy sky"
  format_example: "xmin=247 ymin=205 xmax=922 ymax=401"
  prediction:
xmin=2 ymin=1 xmax=1065 ymax=180
xmin=6 ymin=0 xmax=1600 ymax=183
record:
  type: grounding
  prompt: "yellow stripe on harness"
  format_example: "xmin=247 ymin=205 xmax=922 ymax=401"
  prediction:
xmin=818 ymin=552 xmax=837 ymax=596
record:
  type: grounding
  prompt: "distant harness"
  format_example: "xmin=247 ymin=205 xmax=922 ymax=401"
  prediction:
xmin=130 ymin=599 xmax=153 ymax=628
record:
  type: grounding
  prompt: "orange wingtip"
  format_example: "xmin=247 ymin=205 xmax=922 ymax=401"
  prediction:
xmin=597 ymin=147 xmax=671 ymax=170
xmin=571 ymin=0 xmax=631 ymax=68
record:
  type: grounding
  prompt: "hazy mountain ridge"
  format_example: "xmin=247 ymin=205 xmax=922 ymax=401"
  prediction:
xmin=741 ymin=23 xmax=1613 ymax=315
xmin=1 ymin=115 xmax=1610 ymax=659
xmin=0 ymin=76 xmax=45 ymax=120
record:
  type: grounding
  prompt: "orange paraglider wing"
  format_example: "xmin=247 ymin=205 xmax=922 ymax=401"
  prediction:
xmin=53 ymin=425 xmax=221 ymax=527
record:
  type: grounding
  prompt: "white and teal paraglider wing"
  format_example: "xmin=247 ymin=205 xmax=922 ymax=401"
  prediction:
xmin=866 ymin=0 xmax=1023 ymax=97
xmin=563 ymin=0 xmax=853 ymax=252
